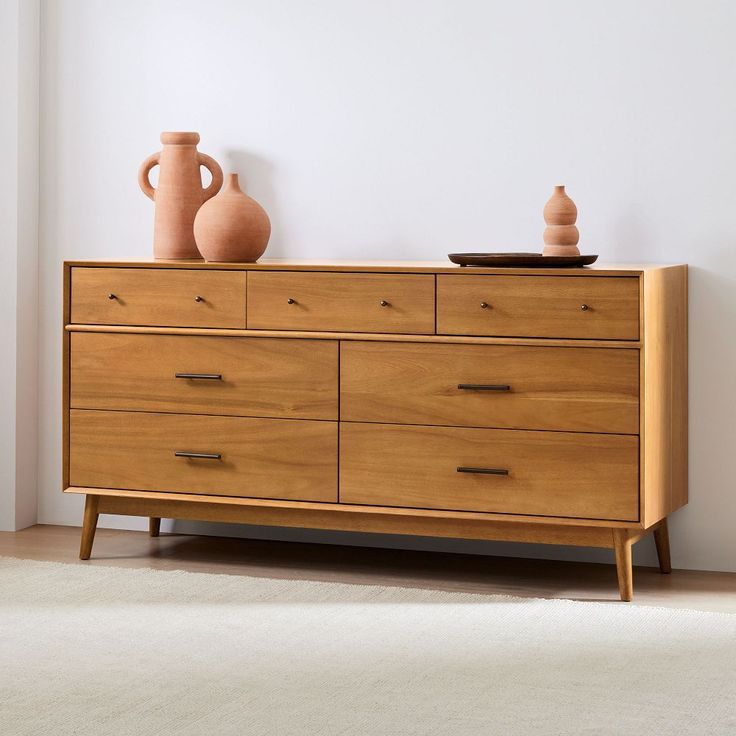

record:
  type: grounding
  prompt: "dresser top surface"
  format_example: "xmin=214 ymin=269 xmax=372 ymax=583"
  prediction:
xmin=65 ymin=259 xmax=686 ymax=277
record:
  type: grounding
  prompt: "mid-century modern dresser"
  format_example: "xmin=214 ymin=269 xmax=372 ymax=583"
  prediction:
xmin=63 ymin=260 xmax=687 ymax=600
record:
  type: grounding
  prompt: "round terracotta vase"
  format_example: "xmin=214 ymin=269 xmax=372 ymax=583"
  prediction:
xmin=193 ymin=173 xmax=271 ymax=262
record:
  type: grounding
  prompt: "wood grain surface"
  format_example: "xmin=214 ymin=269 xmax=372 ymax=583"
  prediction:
xmin=341 ymin=341 xmax=639 ymax=434
xmin=247 ymin=271 xmax=435 ymax=333
xmin=71 ymin=267 xmax=247 ymax=328
xmin=65 ymin=258 xmax=673 ymax=275
xmin=437 ymin=274 xmax=640 ymax=340
xmin=71 ymin=332 xmax=338 ymax=420
xmin=641 ymin=265 xmax=688 ymax=525
xmin=340 ymin=423 xmax=639 ymax=521
xmin=70 ymin=410 xmax=337 ymax=502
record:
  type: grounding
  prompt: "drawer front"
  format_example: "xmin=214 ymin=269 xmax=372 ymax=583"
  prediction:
xmin=437 ymin=275 xmax=640 ymax=340
xmin=247 ymin=272 xmax=435 ymax=334
xmin=71 ymin=267 xmax=247 ymax=328
xmin=71 ymin=333 xmax=338 ymax=420
xmin=340 ymin=423 xmax=639 ymax=521
xmin=341 ymin=342 xmax=639 ymax=434
xmin=70 ymin=410 xmax=337 ymax=502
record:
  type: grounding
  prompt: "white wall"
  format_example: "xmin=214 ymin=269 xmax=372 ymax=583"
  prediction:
xmin=38 ymin=0 xmax=736 ymax=570
xmin=1 ymin=0 xmax=39 ymax=531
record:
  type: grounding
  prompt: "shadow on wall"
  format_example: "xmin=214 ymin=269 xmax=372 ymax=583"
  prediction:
xmin=225 ymin=149 xmax=283 ymax=257
xmin=671 ymin=259 xmax=736 ymax=570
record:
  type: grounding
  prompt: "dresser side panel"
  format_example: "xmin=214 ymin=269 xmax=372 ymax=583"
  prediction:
xmin=642 ymin=265 xmax=688 ymax=526
xmin=62 ymin=263 xmax=72 ymax=489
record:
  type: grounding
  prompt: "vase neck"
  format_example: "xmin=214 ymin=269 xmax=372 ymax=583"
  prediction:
xmin=225 ymin=173 xmax=242 ymax=192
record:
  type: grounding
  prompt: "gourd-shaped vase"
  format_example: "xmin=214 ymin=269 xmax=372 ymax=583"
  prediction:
xmin=138 ymin=132 xmax=223 ymax=259
xmin=193 ymin=173 xmax=271 ymax=263
xmin=543 ymin=185 xmax=579 ymax=256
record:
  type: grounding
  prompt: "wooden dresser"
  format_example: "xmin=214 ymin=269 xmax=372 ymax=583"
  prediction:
xmin=63 ymin=260 xmax=687 ymax=600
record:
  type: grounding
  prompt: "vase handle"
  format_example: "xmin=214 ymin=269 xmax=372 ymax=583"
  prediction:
xmin=138 ymin=152 xmax=160 ymax=201
xmin=198 ymin=153 xmax=224 ymax=201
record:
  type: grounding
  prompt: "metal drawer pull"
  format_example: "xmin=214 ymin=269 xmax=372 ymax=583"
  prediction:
xmin=480 ymin=302 xmax=490 ymax=309
xmin=457 ymin=384 xmax=510 ymax=391
xmin=194 ymin=295 xmax=205 ymax=303
xmin=174 ymin=451 xmax=222 ymax=460
xmin=107 ymin=293 xmax=117 ymax=300
xmin=287 ymin=297 xmax=297 ymax=305
xmin=457 ymin=466 xmax=509 ymax=476
xmin=380 ymin=300 xmax=391 ymax=307
xmin=175 ymin=373 xmax=223 ymax=380
xmin=580 ymin=304 xmax=589 ymax=311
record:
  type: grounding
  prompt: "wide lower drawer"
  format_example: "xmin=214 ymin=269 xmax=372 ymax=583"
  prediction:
xmin=246 ymin=272 xmax=435 ymax=333
xmin=71 ymin=267 xmax=247 ymax=328
xmin=70 ymin=410 xmax=337 ymax=502
xmin=341 ymin=341 xmax=639 ymax=434
xmin=436 ymin=275 xmax=640 ymax=340
xmin=340 ymin=423 xmax=639 ymax=521
xmin=71 ymin=332 xmax=338 ymax=420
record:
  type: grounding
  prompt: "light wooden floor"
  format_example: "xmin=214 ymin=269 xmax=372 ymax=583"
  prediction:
xmin=2 ymin=524 xmax=735 ymax=613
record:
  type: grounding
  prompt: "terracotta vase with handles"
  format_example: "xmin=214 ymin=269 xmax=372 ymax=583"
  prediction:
xmin=138 ymin=132 xmax=223 ymax=259
xmin=542 ymin=185 xmax=580 ymax=256
xmin=194 ymin=173 xmax=271 ymax=263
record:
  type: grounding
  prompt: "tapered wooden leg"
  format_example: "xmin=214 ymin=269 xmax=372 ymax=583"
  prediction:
xmin=79 ymin=495 xmax=100 ymax=560
xmin=653 ymin=519 xmax=672 ymax=574
xmin=613 ymin=530 xmax=634 ymax=602
xmin=149 ymin=517 xmax=161 ymax=537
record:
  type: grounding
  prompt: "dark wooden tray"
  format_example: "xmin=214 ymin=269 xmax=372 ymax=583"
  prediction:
xmin=448 ymin=253 xmax=598 ymax=268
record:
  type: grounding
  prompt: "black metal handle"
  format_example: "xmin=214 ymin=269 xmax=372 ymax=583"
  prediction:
xmin=457 ymin=466 xmax=509 ymax=476
xmin=175 ymin=373 xmax=223 ymax=380
xmin=457 ymin=384 xmax=510 ymax=391
xmin=174 ymin=451 xmax=222 ymax=460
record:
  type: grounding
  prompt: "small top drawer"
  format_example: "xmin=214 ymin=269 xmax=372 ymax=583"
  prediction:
xmin=247 ymin=272 xmax=435 ymax=334
xmin=70 ymin=268 xmax=247 ymax=328
xmin=437 ymin=275 xmax=640 ymax=340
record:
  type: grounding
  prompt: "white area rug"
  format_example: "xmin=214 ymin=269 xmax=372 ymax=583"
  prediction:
xmin=1 ymin=556 xmax=735 ymax=736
